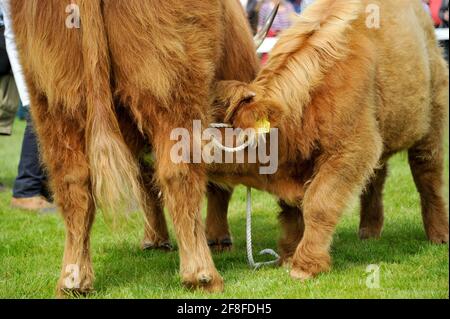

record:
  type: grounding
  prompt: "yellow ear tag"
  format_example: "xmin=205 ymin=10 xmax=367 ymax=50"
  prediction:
xmin=256 ymin=118 xmax=271 ymax=134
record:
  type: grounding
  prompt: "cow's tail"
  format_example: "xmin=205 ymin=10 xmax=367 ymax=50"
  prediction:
xmin=79 ymin=1 xmax=144 ymax=220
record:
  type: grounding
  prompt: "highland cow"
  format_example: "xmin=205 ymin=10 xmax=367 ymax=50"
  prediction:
xmin=11 ymin=0 xmax=261 ymax=295
xmin=207 ymin=0 xmax=449 ymax=280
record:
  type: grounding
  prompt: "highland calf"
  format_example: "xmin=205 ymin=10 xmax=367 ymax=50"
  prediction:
xmin=210 ymin=0 xmax=449 ymax=279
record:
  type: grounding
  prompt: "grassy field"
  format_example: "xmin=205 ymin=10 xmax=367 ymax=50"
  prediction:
xmin=0 ymin=120 xmax=448 ymax=299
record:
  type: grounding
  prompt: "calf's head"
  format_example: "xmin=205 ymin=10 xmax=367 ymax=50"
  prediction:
xmin=213 ymin=81 xmax=287 ymax=132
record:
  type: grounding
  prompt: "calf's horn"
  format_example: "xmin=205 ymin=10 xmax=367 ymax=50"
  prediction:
xmin=254 ymin=2 xmax=280 ymax=50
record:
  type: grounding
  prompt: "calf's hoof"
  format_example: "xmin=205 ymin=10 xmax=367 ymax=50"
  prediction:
xmin=279 ymin=256 xmax=293 ymax=269
xmin=182 ymin=270 xmax=224 ymax=293
xmin=56 ymin=280 xmax=94 ymax=298
xmin=290 ymin=268 xmax=314 ymax=281
xmin=58 ymin=287 xmax=94 ymax=299
xmin=142 ymin=240 xmax=174 ymax=252
xmin=427 ymin=230 xmax=449 ymax=244
xmin=359 ymin=226 xmax=382 ymax=240
xmin=56 ymin=269 xmax=94 ymax=299
xmin=290 ymin=253 xmax=331 ymax=282
xmin=208 ymin=237 xmax=233 ymax=252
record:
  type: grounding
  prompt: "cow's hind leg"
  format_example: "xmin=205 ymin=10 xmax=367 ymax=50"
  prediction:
xmin=278 ymin=201 xmax=304 ymax=267
xmin=31 ymin=99 xmax=95 ymax=297
xmin=407 ymin=63 xmax=449 ymax=244
xmin=408 ymin=54 xmax=449 ymax=244
xmin=359 ymin=163 xmax=388 ymax=240
xmin=408 ymin=135 xmax=449 ymax=244
xmin=116 ymin=107 xmax=172 ymax=251
xmin=141 ymin=165 xmax=172 ymax=251
xmin=150 ymin=114 xmax=223 ymax=292
xmin=206 ymin=184 xmax=233 ymax=252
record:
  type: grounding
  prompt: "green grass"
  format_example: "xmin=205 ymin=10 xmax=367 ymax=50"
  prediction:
xmin=0 ymin=120 xmax=448 ymax=299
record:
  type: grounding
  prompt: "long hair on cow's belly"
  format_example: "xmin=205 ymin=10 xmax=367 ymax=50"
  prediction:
xmin=79 ymin=0 xmax=145 ymax=221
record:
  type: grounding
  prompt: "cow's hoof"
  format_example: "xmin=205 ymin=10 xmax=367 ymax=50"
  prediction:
xmin=290 ymin=268 xmax=313 ymax=281
xmin=57 ymin=287 xmax=94 ymax=299
xmin=182 ymin=270 xmax=224 ymax=293
xmin=428 ymin=231 xmax=449 ymax=244
xmin=359 ymin=227 xmax=382 ymax=240
xmin=279 ymin=256 xmax=293 ymax=269
xmin=208 ymin=237 xmax=233 ymax=252
xmin=289 ymin=254 xmax=330 ymax=281
xmin=142 ymin=241 xmax=174 ymax=251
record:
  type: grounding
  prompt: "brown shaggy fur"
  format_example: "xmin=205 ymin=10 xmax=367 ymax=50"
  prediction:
xmin=211 ymin=0 xmax=449 ymax=279
xmin=11 ymin=0 xmax=258 ymax=295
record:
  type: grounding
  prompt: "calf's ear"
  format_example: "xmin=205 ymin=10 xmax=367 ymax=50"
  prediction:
xmin=213 ymin=81 xmax=257 ymax=123
xmin=224 ymin=90 xmax=257 ymax=123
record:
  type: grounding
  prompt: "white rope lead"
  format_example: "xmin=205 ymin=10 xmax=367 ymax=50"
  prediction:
xmin=246 ymin=187 xmax=280 ymax=270
xmin=211 ymin=138 xmax=251 ymax=153
xmin=210 ymin=123 xmax=252 ymax=153
xmin=209 ymin=123 xmax=233 ymax=128
xmin=209 ymin=123 xmax=280 ymax=269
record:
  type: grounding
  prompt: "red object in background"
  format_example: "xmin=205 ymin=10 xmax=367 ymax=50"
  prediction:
xmin=430 ymin=0 xmax=443 ymax=26
xmin=261 ymin=29 xmax=278 ymax=65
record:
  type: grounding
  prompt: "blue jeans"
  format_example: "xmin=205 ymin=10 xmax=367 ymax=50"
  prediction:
xmin=12 ymin=113 xmax=49 ymax=199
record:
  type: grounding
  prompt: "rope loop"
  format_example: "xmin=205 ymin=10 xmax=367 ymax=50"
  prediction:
xmin=246 ymin=187 xmax=280 ymax=270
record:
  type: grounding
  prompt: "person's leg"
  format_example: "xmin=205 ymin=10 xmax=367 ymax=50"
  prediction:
xmin=13 ymin=112 xmax=43 ymax=197
xmin=11 ymin=112 xmax=54 ymax=211
xmin=0 ymin=26 xmax=11 ymax=75
xmin=16 ymin=100 xmax=28 ymax=121
xmin=0 ymin=30 xmax=13 ymax=191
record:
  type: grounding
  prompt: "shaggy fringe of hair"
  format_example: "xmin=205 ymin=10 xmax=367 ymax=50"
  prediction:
xmin=80 ymin=0 xmax=147 ymax=225
xmin=256 ymin=0 xmax=363 ymax=113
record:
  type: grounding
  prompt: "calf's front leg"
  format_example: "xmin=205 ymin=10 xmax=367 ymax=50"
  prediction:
xmin=141 ymin=165 xmax=172 ymax=251
xmin=206 ymin=184 xmax=233 ymax=252
xmin=291 ymin=134 xmax=381 ymax=280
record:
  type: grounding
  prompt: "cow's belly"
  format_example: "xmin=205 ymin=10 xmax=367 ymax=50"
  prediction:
xmin=209 ymin=161 xmax=312 ymax=205
xmin=376 ymin=70 xmax=432 ymax=153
